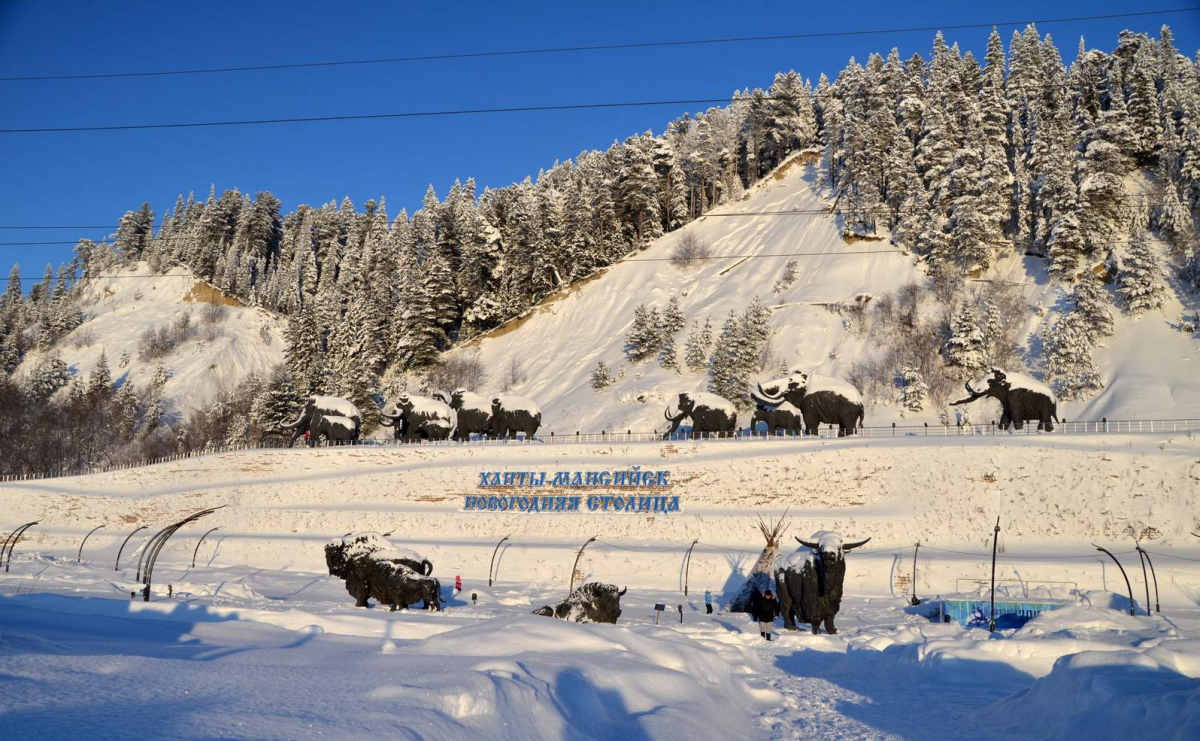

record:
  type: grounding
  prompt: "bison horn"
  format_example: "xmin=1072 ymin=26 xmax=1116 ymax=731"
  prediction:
xmin=796 ymin=537 xmax=819 ymax=549
xmin=842 ymin=537 xmax=872 ymax=551
xmin=618 ymin=586 xmax=627 ymax=596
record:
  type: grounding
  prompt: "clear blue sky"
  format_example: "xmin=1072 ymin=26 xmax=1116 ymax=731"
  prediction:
xmin=1 ymin=1 xmax=1196 ymax=281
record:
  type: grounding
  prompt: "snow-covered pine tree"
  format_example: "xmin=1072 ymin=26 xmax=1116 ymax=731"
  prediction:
xmin=1044 ymin=309 xmax=1104 ymax=400
xmin=590 ymin=361 xmax=614 ymax=391
xmin=625 ymin=303 xmax=661 ymax=360
xmin=87 ymin=349 xmax=113 ymax=400
xmin=662 ymin=295 xmax=685 ymax=336
xmin=899 ymin=367 xmax=928 ymax=412
xmin=1116 ymin=233 xmax=1166 ymax=315
xmin=772 ymin=260 xmax=798 ymax=294
xmin=943 ymin=299 xmax=987 ymax=378
xmin=1070 ymin=272 xmax=1114 ymax=342
xmin=27 ymin=353 xmax=71 ymax=399
xmin=284 ymin=304 xmax=326 ymax=394
xmin=250 ymin=365 xmax=301 ymax=437
xmin=658 ymin=331 xmax=679 ymax=372
xmin=685 ymin=318 xmax=713 ymax=372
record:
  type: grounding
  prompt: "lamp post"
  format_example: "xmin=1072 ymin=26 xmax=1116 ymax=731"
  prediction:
xmin=488 ymin=535 xmax=510 ymax=587
xmin=569 ymin=536 xmax=597 ymax=594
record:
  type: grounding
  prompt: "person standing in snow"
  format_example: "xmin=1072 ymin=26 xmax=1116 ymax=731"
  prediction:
xmin=704 ymin=589 xmax=713 ymax=615
xmin=750 ymin=588 xmax=780 ymax=641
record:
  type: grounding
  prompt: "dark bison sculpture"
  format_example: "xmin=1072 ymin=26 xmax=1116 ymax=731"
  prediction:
xmin=663 ymin=391 xmax=737 ymax=439
xmin=775 ymin=531 xmax=870 ymax=634
xmin=490 ymin=394 xmax=542 ymax=439
xmin=950 ymin=367 xmax=1059 ymax=431
xmin=325 ymin=532 xmax=441 ymax=611
xmin=533 ymin=582 xmax=626 ymax=623
xmin=752 ymin=370 xmax=864 ymax=436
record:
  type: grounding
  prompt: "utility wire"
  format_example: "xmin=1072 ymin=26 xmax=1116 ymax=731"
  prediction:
xmin=2 ymin=8 xmax=1193 ymax=82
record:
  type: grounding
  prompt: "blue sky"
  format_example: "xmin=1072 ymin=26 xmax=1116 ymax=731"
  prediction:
xmin=1 ymin=1 xmax=1196 ymax=280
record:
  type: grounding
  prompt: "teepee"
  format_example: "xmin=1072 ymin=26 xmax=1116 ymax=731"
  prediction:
xmin=729 ymin=510 xmax=790 ymax=613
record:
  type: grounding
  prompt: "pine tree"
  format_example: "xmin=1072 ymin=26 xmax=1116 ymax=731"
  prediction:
xmin=899 ymin=367 xmax=928 ymax=412
xmin=27 ymin=353 xmax=71 ymax=399
xmin=590 ymin=361 xmax=614 ymax=391
xmin=1044 ymin=309 xmax=1104 ymax=400
xmin=625 ymin=303 xmax=661 ymax=360
xmin=943 ymin=300 xmax=987 ymax=377
xmin=662 ymin=295 xmax=686 ymax=336
xmin=658 ymin=331 xmax=679 ymax=371
xmin=250 ymin=365 xmax=302 ymax=436
xmin=1116 ymin=233 xmax=1166 ymax=314
xmin=113 ymin=382 xmax=142 ymax=442
xmin=87 ymin=349 xmax=113 ymax=400
xmin=1070 ymin=272 xmax=1114 ymax=342
xmin=685 ymin=318 xmax=713 ymax=372
xmin=284 ymin=304 xmax=326 ymax=393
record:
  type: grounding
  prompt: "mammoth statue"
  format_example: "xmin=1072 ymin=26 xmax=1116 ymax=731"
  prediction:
xmin=448 ymin=388 xmax=493 ymax=442
xmin=490 ymin=394 xmax=542 ymax=439
xmin=310 ymin=414 xmax=358 ymax=446
xmin=280 ymin=395 xmax=361 ymax=447
xmin=663 ymin=391 xmax=738 ymax=439
xmin=775 ymin=531 xmax=870 ymax=634
xmin=533 ymin=582 xmax=626 ymax=624
xmin=950 ymin=367 xmax=1058 ymax=431
xmin=751 ymin=400 xmax=803 ymax=435
xmin=752 ymin=370 xmax=863 ymax=436
xmin=379 ymin=394 xmax=454 ymax=442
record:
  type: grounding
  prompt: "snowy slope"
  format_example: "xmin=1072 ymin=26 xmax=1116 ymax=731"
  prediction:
xmin=453 ymin=156 xmax=1200 ymax=434
xmin=16 ymin=263 xmax=286 ymax=418
xmin=458 ymin=154 xmax=921 ymax=434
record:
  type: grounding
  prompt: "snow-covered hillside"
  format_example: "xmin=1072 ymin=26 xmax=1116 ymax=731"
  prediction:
xmin=453 ymin=156 xmax=1200 ymax=433
xmin=16 ymin=263 xmax=286 ymax=418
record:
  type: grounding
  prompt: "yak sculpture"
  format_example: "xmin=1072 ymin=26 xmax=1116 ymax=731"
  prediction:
xmin=533 ymin=582 xmax=626 ymax=623
xmin=663 ymin=391 xmax=738 ymax=439
xmin=324 ymin=532 xmax=441 ymax=611
xmin=310 ymin=414 xmax=358 ymax=446
xmin=448 ymin=388 xmax=493 ymax=442
xmin=950 ymin=367 xmax=1059 ymax=431
xmin=751 ymin=400 xmax=803 ymax=435
xmin=775 ymin=531 xmax=870 ymax=634
xmin=281 ymin=396 xmax=361 ymax=447
xmin=379 ymin=394 xmax=455 ymax=441
xmin=490 ymin=394 xmax=542 ymax=439
xmin=752 ymin=371 xmax=864 ymax=436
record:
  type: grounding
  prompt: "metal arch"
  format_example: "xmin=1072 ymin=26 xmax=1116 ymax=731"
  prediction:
xmin=137 ymin=523 xmax=178 ymax=581
xmin=115 ymin=525 xmax=148 ymax=571
xmin=4 ymin=522 xmax=39 ymax=572
xmin=1135 ymin=544 xmax=1152 ymax=617
xmin=78 ymin=524 xmax=106 ymax=562
xmin=1135 ymin=543 xmax=1160 ymax=614
xmin=568 ymin=536 xmax=598 ymax=595
xmin=1094 ymin=544 xmax=1136 ymax=616
xmin=192 ymin=527 xmax=220 ymax=568
xmin=489 ymin=535 xmax=510 ymax=587
xmin=1 ymin=524 xmax=29 ymax=564
xmin=988 ymin=518 xmax=1000 ymax=632
xmin=143 ymin=506 xmax=225 ymax=601
xmin=683 ymin=538 xmax=699 ymax=595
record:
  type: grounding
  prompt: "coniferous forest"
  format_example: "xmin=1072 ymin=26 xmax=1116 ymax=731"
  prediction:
xmin=1 ymin=25 xmax=1198 ymax=473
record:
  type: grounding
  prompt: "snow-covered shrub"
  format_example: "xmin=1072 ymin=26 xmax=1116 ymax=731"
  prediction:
xmin=671 ymin=232 xmax=713 ymax=270
xmin=590 ymin=361 xmax=614 ymax=390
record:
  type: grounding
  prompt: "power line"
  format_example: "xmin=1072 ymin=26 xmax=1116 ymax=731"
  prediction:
xmin=0 ymin=78 xmax=1176 ymax=135
xmin=2 ymin=8 xmax=1193 ymax=83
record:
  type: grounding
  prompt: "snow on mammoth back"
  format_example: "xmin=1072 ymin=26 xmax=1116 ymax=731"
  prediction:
xmin=401 ymin=395 xmax=454 ymax=420
xmin=805 ymin=374 xmax=863 ymax=405
xmin=493 ymin=393 xmax=541 ymax=415
xmin=311 ymin=395 xmax=361 ymax=419
xmin=970 ymin=368 xmax=1057 ymax=403
xmin=688 ymin=392 xmax=737 ymax=415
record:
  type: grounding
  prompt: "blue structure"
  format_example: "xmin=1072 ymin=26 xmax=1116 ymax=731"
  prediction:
xmin=938 ymin=599 xmax=1067 ymax=630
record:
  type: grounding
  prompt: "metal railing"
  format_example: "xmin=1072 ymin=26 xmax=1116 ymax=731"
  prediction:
xmin=1 ymin=417 xmax=1197 ymax=483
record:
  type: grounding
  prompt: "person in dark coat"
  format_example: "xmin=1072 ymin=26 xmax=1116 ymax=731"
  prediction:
xmin=750 ymin=588 xmax=781 ymax=641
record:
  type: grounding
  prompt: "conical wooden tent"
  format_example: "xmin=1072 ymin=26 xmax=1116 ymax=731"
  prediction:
xmin=728 ymin=509 xmax=790 ymax=613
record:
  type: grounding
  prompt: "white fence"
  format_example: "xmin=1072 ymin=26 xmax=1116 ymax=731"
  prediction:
xmin=1 ymin=417 xmax=1197 ymax=483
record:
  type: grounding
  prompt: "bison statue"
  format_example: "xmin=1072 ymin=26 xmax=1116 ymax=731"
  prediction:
xmin=752 ymin=370 xmax=863 ymax=436
xmin=775 ymin=531 xmax=870 ymax=634
xmin=448 ymin=388 xmax=493 ymax=442
xmin=281 ymin=395 xmax=361 ymax=447
xmin=379 ymin=394 xmax=455 ymax=442
xmin=533 ymin=582 xmax=626 ymax=623
xmin=950 ymin=367 xmax=1059 ymax=432
xmin=490 ymin=394 xmax=542 ymax=439
xmin=663 ymin=391 xmax=737 ymax=439
xmin=324 ymin=532 xmax=441 ymax=611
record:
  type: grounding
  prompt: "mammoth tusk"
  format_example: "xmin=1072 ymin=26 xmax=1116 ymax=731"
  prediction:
xmin=842 ymin=538 xmax=872 ymax=551
xmin=664 ymin=406 xmax=675 ymax=421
